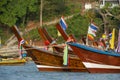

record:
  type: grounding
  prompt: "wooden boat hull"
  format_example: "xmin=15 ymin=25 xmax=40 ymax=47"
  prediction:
xmin=68 ymin=42 xmax=120 ymax=73
xmin=23 ymin=45 xmax=86 ymax=72
xmin=12 ymin=25 xmax=87 ymax=72
xmin=55 ymin=23 xmax=120 ymax=73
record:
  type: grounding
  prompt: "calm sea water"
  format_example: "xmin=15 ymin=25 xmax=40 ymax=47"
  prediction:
xmin=0 ymin=61 xmax=120 ymax=80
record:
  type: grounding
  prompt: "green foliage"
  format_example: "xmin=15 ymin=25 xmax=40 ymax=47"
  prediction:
xmin=66 ymin=14 xmax=89 ymax=40
xmin=108 ymin=6 xmax=120 ymax=31
xmin=0 ymin=26 xmax=12 ymax=44
xmin=46 ymin=14 xmax=89 ymax=42
xmin=102 ymin=2 xmax=112 ymax=9
xmin=110 ymin=6 xmax=120 ymax=18
xmin=0 ymin=0 xmax=81 ymax=27
xmin=42 ymin=0 xmax=66 ymax=21
xmin=44 ymin=25 xmax=57 ymax=38
xmin=1 ymin=0 xmax=120 ymax=45
xmin=0 ymin=0 xmax=38 ymax=27
xmin=24 ymin=28 xmax=40 ymax=41
xmin=46 ymin=25 xmax=66 ymax=43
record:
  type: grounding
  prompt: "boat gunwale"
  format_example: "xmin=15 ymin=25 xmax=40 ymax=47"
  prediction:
xmin=23 ymin=44 xmax=80 ymax=59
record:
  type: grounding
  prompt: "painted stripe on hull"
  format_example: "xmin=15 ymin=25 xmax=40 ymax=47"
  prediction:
xmin=36 ymin=65 xmax=87 ymax=72
xmin=36 ymin=65 xmax=85 ymax=69
xmin=83 ymin=62 xmax=120 ymax=69
xmin=88 ymin=68 xmax=120 ymax=73
xmin=36 ymin=65 xmax=67 ymax=69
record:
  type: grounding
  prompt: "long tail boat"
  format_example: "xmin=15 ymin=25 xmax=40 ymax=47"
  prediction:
xmin=12 ymin=25 xmax=86 ymax=72
xmin=37 ymin=27 xmax=73 ymax=54
xmin=56 ymin=23 xmax=120 ymax=73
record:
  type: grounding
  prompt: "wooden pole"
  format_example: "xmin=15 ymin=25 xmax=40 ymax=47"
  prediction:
xmin=40 ymin=0 xmax=43 ymax=28
xmin=0 ymin=37 xmax=1 ymax=47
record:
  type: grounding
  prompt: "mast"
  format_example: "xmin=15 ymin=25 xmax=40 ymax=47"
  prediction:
xmin=40 ymin=0 xmax=43 ymax=28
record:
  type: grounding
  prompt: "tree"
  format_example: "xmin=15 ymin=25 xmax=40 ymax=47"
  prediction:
xmin=0 ymin=0 xmax=38 ymax=27
xmin=86 ymin=0 xmax=120 ymax=34
xmin=42 ymin=0 xmax=66 ymax=21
